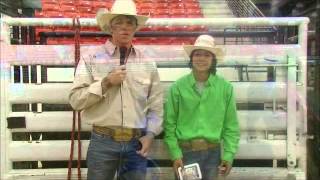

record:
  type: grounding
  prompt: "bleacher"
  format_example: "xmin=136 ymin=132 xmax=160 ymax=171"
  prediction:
xmin=34 ymin=0 xmax=206 ymax=45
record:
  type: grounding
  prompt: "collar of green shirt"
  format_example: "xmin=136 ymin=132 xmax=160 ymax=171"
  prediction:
xmin=188 ymin=72 xmax=218 ymax=88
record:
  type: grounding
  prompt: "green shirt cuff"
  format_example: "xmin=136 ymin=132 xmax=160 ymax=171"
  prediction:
xmin=171 ymin=152 xmax=183 ymax=161
xmin=169 ymin=147 xmax=183 ymax=161
xmin=223 ymin=151 xmax=235 ymax=163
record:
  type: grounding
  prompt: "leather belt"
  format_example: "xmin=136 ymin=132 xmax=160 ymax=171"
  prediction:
xmin=93 ymin=126 xmax=144 ymax=142
xmin=179 ymin=139 xmax=219 ymax=151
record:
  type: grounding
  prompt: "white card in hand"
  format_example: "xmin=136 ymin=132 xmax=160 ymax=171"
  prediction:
xmin=178 ymin=163 xmax=202 ymax=180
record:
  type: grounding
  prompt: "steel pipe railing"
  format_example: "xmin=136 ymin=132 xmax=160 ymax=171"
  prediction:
xmin=2 ymin=17 xmax=309 ymax=27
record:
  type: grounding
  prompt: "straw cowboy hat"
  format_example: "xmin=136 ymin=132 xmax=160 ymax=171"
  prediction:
xmin=96 ymin=0 xmax=149 ymax=33
xmin=184 ymin=35 xmax=225 ymax=61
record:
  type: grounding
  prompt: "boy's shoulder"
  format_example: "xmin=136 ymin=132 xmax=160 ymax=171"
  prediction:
xmin=214 ymin=74 xmax=233 ymax=87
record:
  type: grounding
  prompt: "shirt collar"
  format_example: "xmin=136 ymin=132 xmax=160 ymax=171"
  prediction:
xmin=104 ymin=40 xmax=137 ymax=57
xmin=188 ymin=72 xmax=217 ymax=87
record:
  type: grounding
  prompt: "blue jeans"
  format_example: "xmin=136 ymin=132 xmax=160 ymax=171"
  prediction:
xmin=87 ymin=131 xmax=147 ymax=180
xmin=181 ymin=147 xmax=221 ymax=180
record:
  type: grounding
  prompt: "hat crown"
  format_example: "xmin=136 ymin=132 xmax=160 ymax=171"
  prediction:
xmin=194 ymin=35 xmax=216 ymax=48
xmin=110 ymin=0 xmax=137 ymax=16
xmin=183 ymin=34 xmax=224 ymax=61
xmin=96 ymin=0 xmax=148 ymax=33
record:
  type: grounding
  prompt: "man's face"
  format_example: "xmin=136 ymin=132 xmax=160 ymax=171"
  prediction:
xmin=110 ymin=15 xmax=137 ymax=47
xmin=191 ymin=49 xmax=213 ymax=73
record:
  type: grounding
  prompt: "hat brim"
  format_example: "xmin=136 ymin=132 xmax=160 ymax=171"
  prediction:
xmin=183 ymin=45 xmax=225 ymax=61
xmin=96 ymin=12 xmax=149 ymax=34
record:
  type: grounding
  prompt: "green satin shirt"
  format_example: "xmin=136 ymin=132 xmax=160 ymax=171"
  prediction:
xmin=164 ymin=73 xmax=240 ymax=163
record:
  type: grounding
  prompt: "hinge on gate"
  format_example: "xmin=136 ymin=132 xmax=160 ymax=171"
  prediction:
xmin=302 ymin=133 xmax=314 ymax=140
xmin=28 ymin=133 xmax=43 ymax=143
xmin=36 ymin=134 xmax=43 ymax=143
xmin=247 ymin=135 xmax=258 ymax=142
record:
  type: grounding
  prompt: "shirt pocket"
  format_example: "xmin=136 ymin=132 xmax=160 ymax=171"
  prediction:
xmin=130 ymin=77 xmax=151 ymax=100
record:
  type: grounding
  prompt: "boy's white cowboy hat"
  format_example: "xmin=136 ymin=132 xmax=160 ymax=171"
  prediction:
xmin=96 ymin=0 xmax=149 ymax=33
xmin=183 ymin=35 xmax=225 ymax=61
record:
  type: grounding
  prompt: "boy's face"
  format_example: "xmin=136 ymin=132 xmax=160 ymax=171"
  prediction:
xmin=192 ymin=49 xmax=214 ymax=73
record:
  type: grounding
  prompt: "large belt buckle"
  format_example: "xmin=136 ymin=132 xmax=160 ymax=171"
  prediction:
xmin=113 ymin=128 xmax=133 ymax=142
xmin=191 ymin=139 xmax=208 ymax=151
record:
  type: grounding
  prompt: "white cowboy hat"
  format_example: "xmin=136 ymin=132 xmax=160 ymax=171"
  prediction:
xmin=96 ymin=0 xmax=149 ymax=34
xmin=183 ymin=35 xmax=225 ymax=61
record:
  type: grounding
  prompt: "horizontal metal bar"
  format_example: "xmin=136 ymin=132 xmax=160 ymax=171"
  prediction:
xmin=7 ymin=167 xmax=301 ymax=180
xmin=233 ymin=82 xmax=287 ymax=102
xmin=8 ymin=82 xmax=287 ymax=104
xmin=8 ymin=112 xmax=90 ymax=132
xmin=7 ymin=110 xmax=287 ymax=132
xmin=2 ymin=17 xmax=309 ymax=27
xmin=238 ymin=110 xmax=287 ymax=131
xmin=5 ymin=58 xmax=289 ymax=66
xmin=157 ymin=62 xmax=296 ymax=68
xmin=39 ymin=30 xmax=276 ymax=38
xmin=3 ymin=44 xmax=296 ymax=66
xmin=9 ymin=83 xmax=70 ymax=104
xmin=8 ymin=139 xmax=290 ymax=161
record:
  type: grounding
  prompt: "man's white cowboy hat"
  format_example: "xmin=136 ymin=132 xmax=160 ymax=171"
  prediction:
xmin=96 ymin=0 xmax=149 ymax=33
xmin=183 ymin=35 xmax=224 ymax=61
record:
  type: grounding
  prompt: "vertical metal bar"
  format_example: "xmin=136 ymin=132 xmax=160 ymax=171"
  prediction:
xmin=314 ymin=2 xmax=320 ymax=176
xmin=18 ymin=26 xmax=22 ymax=44
xmin=37 ymin=103 xmax=43 ymax=113
xmin=36 ymin=65 xmax=42 ymax=113
xmin=0 ymin=14 xmax=12 ymax=44
xmin=0 ymin=64 xmax=12 ymax=179
xmin=10 ymin=66 xmax=14 ymax=83
xmin=35 ymin=64 xmax=43 ymax=163
xmin=28 ymin=65 xmax=31 ymax=83
xmin=272 ymin=93 xmax=276 ymax=112
xmin=36 ymin=65 xmax=41 ymax=85
xmin=287 ymin=55 xmax=297 ymax=169
xmin=1 ymin=16 xmax=13 ymax=178
xmin=297 ymin=20 xmax=309 ymax=175
xmin=19 ymin=65 xmax=23 ymax=83
xmin=28 ymin=65 xmax=32 ymax=111
xmin=273 ymin=160 xmax=278 ymax=168
xmin=273 ymin=66 xmax=277 ymax=112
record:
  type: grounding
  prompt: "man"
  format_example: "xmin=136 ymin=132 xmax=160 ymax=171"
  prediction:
xmin=164 ymin=35 xmax=240 ymax=180
xmin=69 ymin=0 xmax=163 ymax=179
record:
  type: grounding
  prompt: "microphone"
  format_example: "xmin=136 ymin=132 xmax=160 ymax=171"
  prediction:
xmin=119 ymin=47 xmax=127 ymax=65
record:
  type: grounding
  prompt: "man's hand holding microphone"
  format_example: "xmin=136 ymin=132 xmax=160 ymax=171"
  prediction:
xmin=101 ymin=65 xmax=126 ymax=93
xmin=101 ymin=47 xmax=127 ymax=93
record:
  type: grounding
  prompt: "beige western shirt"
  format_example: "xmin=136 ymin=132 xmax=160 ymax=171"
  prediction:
xmin=69 ymin=41 xmax=163 ymax=135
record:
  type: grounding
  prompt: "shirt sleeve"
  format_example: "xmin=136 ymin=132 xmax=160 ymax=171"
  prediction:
xmin=164 ymin=83 xmax=183 ymax=160
xmin=222 ymin=84 xmax=240 ymax=163
xmin=145 ymin=62 xmax=163 ymax=136
xmin=69 ymin=56 xmax=107 ymax=111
